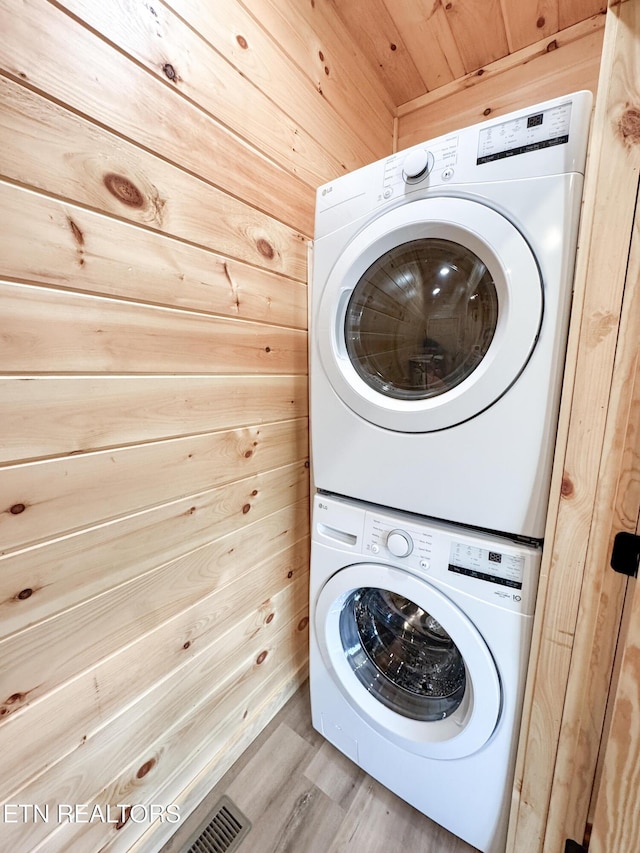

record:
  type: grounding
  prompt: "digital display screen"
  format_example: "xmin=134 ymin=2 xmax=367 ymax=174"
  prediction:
xmin=448 ymin=543 xmax=524 ymax=589
xmin=477 ymin=101 xmax=571 ymax=164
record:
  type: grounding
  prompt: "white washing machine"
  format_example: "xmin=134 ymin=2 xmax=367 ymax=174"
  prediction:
xmin=311 ymin=91 xmax=592 ymax=538
xmin=310 ymin=492 xmax=541 ymax=853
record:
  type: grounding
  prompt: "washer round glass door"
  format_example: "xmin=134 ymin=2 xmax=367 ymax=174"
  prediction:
xmin=341 ymin=587 xmax=467 ymax=722
xmin=315 ymin=563 xmax=501 ymax=759
xmin=316 ymin=197 xmax=542 ymax=432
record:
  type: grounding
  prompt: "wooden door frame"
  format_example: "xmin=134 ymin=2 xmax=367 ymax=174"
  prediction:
xmin=508 ymin=1 xmax=640 ymax=850
xmin=587 ymin=240 xmax=640 ymax=849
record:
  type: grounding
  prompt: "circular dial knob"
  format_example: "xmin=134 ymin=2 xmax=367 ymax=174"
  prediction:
xmin=402 ymin=149 xmax=434 ymax=183
xmin=386 ymin=529 xmax=413 ymax=558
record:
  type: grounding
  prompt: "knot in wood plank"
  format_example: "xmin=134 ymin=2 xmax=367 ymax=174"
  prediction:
xmin=618 ymin=107 xmax=640 ymax=147
xmin=103 ymin=174 xmax=144 ymax=208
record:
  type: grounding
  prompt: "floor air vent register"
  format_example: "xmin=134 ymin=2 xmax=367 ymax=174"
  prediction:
xmin=185 ymin=796 xmax=251 ymax=853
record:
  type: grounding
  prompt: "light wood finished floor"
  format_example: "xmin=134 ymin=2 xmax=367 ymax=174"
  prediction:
xmin=160 ymin=682 xmax=479 ymax=853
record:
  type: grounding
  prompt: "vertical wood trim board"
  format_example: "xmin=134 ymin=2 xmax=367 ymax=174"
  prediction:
xmin=0 ymin=1 xmax=392 ymax=850
xmin=586 ymin=219 xmax=640 ymax=852
xmin=508 ymin=1 xmax=640 ymax=850
xmin=544 ymin=182 xmax=640 ymax=849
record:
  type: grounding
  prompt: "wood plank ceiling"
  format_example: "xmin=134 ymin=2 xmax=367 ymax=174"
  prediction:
xmin=328 ymin=0 xmax=607 ymax=106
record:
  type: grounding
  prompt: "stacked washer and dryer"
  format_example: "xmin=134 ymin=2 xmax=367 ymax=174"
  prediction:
xmin=308 ymin=92 xmax=592 ymax=853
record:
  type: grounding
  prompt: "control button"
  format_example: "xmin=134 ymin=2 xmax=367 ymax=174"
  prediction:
xmin=402 ymin=149 xmax=435 ymax=183
xmin=420 ymin=559 xmax=430 ymax=570
xmin=371 ymin=544 xmax=380 ymax=554
xmin=442 ymin=167 xmax=454 ymax=181
xmin=387 ymin=529 xmax=413 ymax=558
xmin=383 ymin=187 xmax=393 ymax=199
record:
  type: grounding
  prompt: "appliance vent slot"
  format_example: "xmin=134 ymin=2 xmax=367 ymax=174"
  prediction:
xmin=186 ymin=796 xmax=251 ymax=853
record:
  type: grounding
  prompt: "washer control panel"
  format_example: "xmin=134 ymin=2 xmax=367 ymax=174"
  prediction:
xmin=314 ymin=493 xmax=540 ymax=614
xmin=363 ymin=512 xmax=432 ymax=571
xmin=387 ymin=529 xmax=413 ymax=557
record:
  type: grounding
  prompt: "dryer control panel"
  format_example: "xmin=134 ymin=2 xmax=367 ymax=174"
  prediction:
xmin=381 ymin=135 xmax=459 ymax=203
xmin=476 ymin=100 xmax=572 ymax=165
xmin=314 ymin=90 xmax=592 ymax=240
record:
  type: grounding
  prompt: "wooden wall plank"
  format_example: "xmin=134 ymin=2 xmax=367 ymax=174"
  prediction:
xmin=244 ymin=0 xmax=396 ymax=133
xmin=164 ymin=0 xmax=388 ymax=161
xmin=0 ymin=465 xmax=309 ymax=641
xmin=0 ymin=376 xmax=308 ymax=463
xmin=0 ymin=282 xmax=307 ymax=375
xmin=127 ymin=664 xmax=308 ymax=853
xmin=64 ymin=650 xmax=309 ymax=853
xmin=0 ymin=0 xmax=318 ymax=232
xmin=0 ymin=419 xmax=308 ymax=554
xmin=443 ymin=0 xmax=510 ymax=72
xmin=0 ymin=182 xmax=307 ymax=328
xmin=326 ymin=0 xmax=425 ymax=105
xmin=0 ymin=76 xmax=307 ymax=279
xmin=0 ymin=533 xmax=309 ymax=802
xmin=396 ymin=15 xmax=604 ymax=149
xmin=68 ymin=655 xmax=309 ymax=853
xmin=500 ymin=0 xmax=559 ymax=52
xmin=379 ymin=0 xmax=466 ymax=93
xmin=559 ymin=0 xmax=606 ymax=30
xmin=0 ymin=0 xmax=386 ymax=847
xmin=2 ymin=588 xmax=308 ymax=852
xmin=0 ymin=0 xmax=320 ymax=227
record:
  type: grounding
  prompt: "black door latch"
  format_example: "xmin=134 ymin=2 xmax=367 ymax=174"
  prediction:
xmin=610 ymin=531 xmax=640 ymax=578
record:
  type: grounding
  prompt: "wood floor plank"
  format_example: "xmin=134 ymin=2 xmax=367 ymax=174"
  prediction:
xmin=224 ymin=723 xmax=346 ymax=853
xmin=159 ymin=684 xmax=480 ymax=853
xmin=225 ymin=723 xmax=317 ymax=819
xmin=304 ymin=739 xmax=365 ymax=809
xmin=255 ymin=783 xmax=345 ymax=853
xmin=268 ymin=682 xmax=324 ymax=749
xmin=327 ymin=774 xmax=479 ymax=853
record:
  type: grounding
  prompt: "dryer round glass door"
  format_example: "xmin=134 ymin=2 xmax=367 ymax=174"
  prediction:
xmin=345 ymin=238 xmax=499 ymax=400
xmin=315 ymin=563 xmax=502 ymax=759
xmin=316 ymin=197 xmax=542 ymax=432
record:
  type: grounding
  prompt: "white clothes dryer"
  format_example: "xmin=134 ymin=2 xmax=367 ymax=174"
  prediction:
xmin=309 ymin=492 xmax=541 ymax=853
xmin=310 ymin=92 xmax=592 ymax=538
